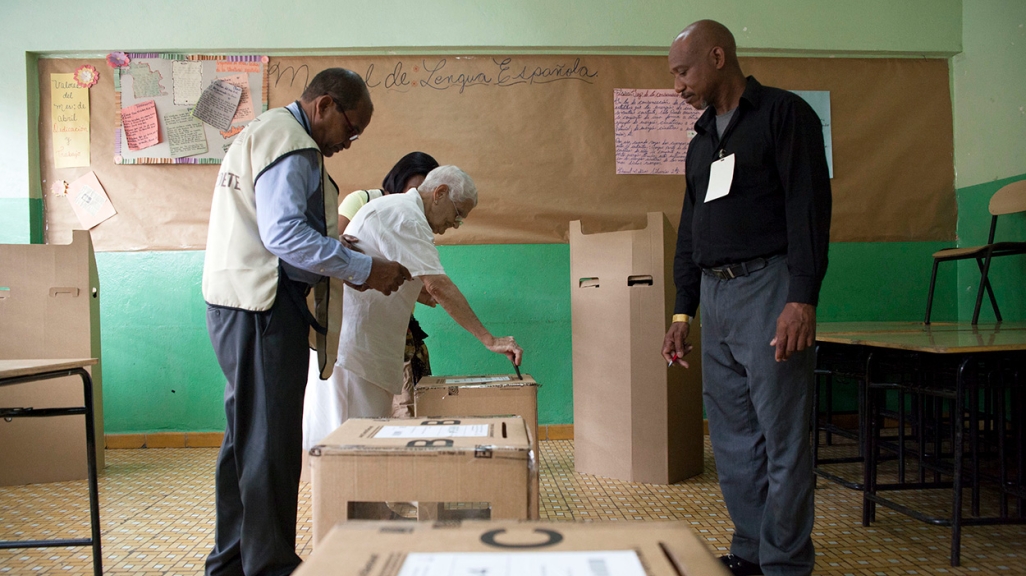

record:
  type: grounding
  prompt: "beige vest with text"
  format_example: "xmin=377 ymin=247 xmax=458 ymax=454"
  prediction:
xmin=202 ymin=107 xmax=342 ymax=378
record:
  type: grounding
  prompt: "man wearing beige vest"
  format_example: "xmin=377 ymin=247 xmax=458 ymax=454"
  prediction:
xmin=202 ymin=68 xmax=410 ymax=576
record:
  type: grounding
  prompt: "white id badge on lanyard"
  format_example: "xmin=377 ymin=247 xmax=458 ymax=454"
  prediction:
xmin=704 ymin=153 xmax=735 ymax=203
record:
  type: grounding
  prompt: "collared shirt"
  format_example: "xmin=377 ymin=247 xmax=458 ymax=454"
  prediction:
xmin=253 ymin=101 xmax=372 ymax=286
xmin=674 ymin=76 xmax=832 ymax=315
xmin=336 ymin=189 xmax=446 ymax=393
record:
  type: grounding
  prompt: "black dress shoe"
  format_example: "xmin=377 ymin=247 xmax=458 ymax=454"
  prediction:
xmin=719 ymin=554 xmax=763 ymax=576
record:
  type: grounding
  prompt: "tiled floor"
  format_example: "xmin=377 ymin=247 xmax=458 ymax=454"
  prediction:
xmin=2 ymin=439 xmax=1026 ymax=575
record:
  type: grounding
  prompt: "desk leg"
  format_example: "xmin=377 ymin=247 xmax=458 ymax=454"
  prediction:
xmin=950 ymin=358 xmax=970 ymax=567
xmin=75 ymin=367 xmax=103 ymax=576
xmin=863 ymin=352 xmax=877 ymax=526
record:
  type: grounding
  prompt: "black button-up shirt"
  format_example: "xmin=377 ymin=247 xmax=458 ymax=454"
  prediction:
xmin=674 ymin=76 xmax=832 ymax=315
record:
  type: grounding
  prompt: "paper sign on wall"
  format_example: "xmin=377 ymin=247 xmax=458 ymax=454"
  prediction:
xmin=220 ymin=73 xmax=255 ymax=123
xmin=50 ymin=73 xmax=90 ymax=169
xmin=614 ymin=88 xmax=702 ymax=175
xmin=192 ymin=79 xmax=243 ymax=131
xmin=165 ymin=109 xmax=208 ymax=158
xmin=172 ymin=60 xmax=203 ymax=106
xmin=121 ymin=100 xmax=160 ymax=151
xmin=66 ymin=171 xmax=116 ymax=229
xmin=791 ymin=90 xmax=834 ymax=178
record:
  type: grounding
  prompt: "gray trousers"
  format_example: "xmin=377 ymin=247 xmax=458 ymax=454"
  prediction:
xmin=205 ymin=276 xmax=309 ymax=576
xmin=701 ymin=256 xmax=815 ymax=576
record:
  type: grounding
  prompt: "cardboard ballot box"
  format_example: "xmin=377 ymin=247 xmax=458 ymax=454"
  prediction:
xmin=309 ymin=416 xmax=538 ymax=545
xmin=294 ymin=520 xmax=730 ymax=576
xmin=0 ymin=230 xmax=104 ymax=486
xmin=415 ymin=374 xmax=539 ymax=453
xmin=570 ymin=212 xmax=703 ymax=485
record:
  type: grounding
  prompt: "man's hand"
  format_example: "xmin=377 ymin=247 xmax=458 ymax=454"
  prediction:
xmin=486 ymin=336 xmax=523 ymax=366
xmin=661 ymin=322 xmax=694 ymax=368
xmin=770 ymin=302 xmax=816 ymax=362
xmin=417 ymin=286 xmax=437 ymax=307
xmin=339 ymin=234 xmax=363 ymax=252
xmin=362 ymin=257 xmax=412 ymax=296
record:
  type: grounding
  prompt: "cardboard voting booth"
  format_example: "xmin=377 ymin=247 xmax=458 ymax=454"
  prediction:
xmin=309 ymin=416 xmax=537 ymax=545
xmin=294 ymin=520 xmax=730 ymax=576
xmin=0 ymin=230 xmax=104 ymax=485
xmin=570 ymin=212 xmax=703 ymax=484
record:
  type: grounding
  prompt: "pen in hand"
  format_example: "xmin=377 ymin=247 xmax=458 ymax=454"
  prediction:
xmin=668 ymin=353 xmax=679 ymax=367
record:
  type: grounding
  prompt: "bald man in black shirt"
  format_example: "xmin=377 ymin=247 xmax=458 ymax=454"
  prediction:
xmin=661 ymin=20 xmax=831 ymax=576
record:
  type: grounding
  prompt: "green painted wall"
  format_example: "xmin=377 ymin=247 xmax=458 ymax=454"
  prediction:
xmin=94 ymin=239 xmax=955 ymax=433
xmin=416 ymin=245 xmax=572 ymax=425
xmin=0 ymin=198 xmax=43 ymax=244
xmin=95 ymin=251 xmax=225 ymax=432
xmin=819 ymin=241 xmax=957 ymax=323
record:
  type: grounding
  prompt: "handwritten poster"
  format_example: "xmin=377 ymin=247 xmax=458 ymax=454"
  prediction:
xmin=122 ymin=100 xmax=160 ymax=151
xmin=791 ymin=90 xmax=834 ymax=178
xmin=613 ymin=89 xmax=702 ymax=175
xmin=165 ymin=109 xmax=208 ymax=157
xmin=113 ymin=54 xmax=267 ymax=164
xmin=66 ymin=171 xmax=116 ymax=229
xmin=192 ymin=79 xmax=242 ymax=131
xmin=220 ymin=73 xmax=255 ymax=124
xmin=50 ymin=73 xmax=90 ymax=168
xmin=129 ymin=61 xmax=165 ymax=99
xmin=172 ymin=60 xmax=203 ymax=106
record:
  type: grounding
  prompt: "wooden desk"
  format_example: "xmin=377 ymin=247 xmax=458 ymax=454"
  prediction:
xmin=814 ymin=324 xmax=1026 ymax=567
xmin=0 ymin=359 xmax=102 ymax=576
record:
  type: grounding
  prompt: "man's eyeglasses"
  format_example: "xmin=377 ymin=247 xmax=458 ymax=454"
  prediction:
xmin=449 ymin=197 xmax=464 ymax=228
xmin=331 ymin=97 xmax=361 ymax=142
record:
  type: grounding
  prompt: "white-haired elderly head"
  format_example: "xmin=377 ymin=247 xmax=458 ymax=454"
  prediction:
xmin=417 ymin=165 xmax=478 ymax=235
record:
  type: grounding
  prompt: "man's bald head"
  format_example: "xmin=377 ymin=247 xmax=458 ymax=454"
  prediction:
xmin=674 ymin=20 xmax=738 ymax=65
xmin=668 ymin=19 xmax=745 ymax=111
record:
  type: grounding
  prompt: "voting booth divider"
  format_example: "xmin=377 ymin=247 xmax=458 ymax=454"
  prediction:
xmin=570 ymin=212 xmax=703 ymax=484
xmin=0 ymin=230 xmax=105 ymax=486
xmin=309 ymin=416 xmax=537 ymax=546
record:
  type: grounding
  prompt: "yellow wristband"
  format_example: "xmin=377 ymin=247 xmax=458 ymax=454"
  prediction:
xmin=672 ymin=314 xmax=692 ymax=324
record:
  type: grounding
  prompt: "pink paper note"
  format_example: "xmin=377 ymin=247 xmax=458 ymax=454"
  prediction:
xmin=613 ymin=89 xmax=703 ymax=175
xmin=66 ymin=171 xmax=116 ymax=229
xmin=220 ymin=73 xmax=255 ymax=123
xmin=122 ymin=100 xmax=160 ymax=151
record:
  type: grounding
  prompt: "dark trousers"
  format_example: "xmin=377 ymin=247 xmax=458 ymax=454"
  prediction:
xmin=701 ymin=256 xmax=816 ymax=576
xmin=205 ymin=277 xmax=309 ymax=576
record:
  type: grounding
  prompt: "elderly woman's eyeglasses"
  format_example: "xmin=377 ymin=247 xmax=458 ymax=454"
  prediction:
xmin=449 ymin=197 xmax=464 ymax=228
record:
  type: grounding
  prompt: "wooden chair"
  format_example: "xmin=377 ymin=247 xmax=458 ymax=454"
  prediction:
xmin=924 ymin=179 xmax=1026 ymax=325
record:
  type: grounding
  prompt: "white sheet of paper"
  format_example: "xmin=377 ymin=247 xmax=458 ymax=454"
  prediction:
xmin=444 ymin=376 xmax=512 ymax=384
xmin=172 ymin=61 xmax=203 ymax=106
xmin=705 ymin=153 xmax=735 ymax=203
xmin=397 ymin=550 xmax=647 ymax=576
xmin=66 ymin=171 xmax=116 ymax=230
xmin=374 ymin=425 xmax=489 ymax=439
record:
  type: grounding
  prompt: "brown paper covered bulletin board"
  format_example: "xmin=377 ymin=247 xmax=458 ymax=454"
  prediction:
xmin=39 ymin=55 xmax=955 ymax=251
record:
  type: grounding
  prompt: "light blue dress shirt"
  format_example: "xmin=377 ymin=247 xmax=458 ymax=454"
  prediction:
xmin=253 ymin=102 xmax=372 ymax=286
